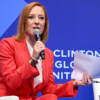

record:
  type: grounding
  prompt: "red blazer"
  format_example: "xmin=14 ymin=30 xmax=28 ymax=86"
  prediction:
xmin=0 ymin=37 xmax=78 ymax=100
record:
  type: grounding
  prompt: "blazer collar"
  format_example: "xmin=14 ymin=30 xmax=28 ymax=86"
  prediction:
xmin=16 ymin=39 xmax=31 ymax=61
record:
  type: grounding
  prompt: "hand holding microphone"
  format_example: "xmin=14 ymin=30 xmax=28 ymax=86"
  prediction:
xmin=32 ymin=29 xmax=45 ymax=60
xmin=32 ymin=41 xmax=45 ymax=60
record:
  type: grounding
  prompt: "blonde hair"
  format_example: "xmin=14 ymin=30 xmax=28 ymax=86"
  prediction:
xmin=14 ymin=2 xmax=49 ymax=43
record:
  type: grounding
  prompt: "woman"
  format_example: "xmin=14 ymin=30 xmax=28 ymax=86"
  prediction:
xmin=0 ymin=2 xmax=92 ymax=100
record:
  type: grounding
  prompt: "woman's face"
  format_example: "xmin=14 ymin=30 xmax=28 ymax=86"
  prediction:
xmin=26 ymin=6 xmax=45 ymax=35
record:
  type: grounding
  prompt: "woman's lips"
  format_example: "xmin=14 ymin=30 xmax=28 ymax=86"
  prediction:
xmin=33 ymin=27 xmax=40 ymax=29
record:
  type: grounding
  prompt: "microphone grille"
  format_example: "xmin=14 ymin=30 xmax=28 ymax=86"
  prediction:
xmin=33 ymin=29 xmax=41 ymax=35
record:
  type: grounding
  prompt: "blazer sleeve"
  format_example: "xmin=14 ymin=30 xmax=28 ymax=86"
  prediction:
xmin=0 ymin=38 xmax=39 ymax=90
xmin=41 ymin=50 xmax=78 ymax=98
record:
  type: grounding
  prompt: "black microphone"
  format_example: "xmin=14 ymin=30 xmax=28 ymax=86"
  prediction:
xmin=33 ymin=29 xmax=45 ymax=60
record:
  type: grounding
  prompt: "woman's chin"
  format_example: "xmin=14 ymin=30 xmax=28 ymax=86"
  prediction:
xmin=26 ymin=32 xmax=35 ymax=37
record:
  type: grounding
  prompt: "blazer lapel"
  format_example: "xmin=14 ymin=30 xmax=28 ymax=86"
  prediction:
xmin=33 ymin=50 xmax=48 ymax=92
xmin=15 ymin=39 xmax=34 ymax=89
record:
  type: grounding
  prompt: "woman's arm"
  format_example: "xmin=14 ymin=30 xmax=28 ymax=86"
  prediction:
xmin=41 ymin=51 xmax=78 ymax=98
xmin=0 ymin=39 xmax=40 ymax=90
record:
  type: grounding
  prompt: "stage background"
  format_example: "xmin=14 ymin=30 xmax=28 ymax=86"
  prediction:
xmin=1 ymin=0 xmax=100 ymax=100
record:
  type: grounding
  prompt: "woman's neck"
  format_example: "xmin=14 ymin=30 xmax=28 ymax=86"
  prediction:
xmin=25 ymin=33 xmax=36 ymax=47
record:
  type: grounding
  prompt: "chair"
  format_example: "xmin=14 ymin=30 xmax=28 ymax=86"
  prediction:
xmin=93 ymin=78 xmax=100 ymax=100
xmin=0 ymin=96 xmax=19 ymax=100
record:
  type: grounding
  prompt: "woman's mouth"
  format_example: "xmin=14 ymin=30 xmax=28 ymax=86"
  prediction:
xmin=33 ymin=27 xmax=40 ymax=29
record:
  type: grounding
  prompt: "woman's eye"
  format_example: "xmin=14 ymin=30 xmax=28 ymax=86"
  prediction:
xmin=28 ymin=16 xmax=34 ymax=19
xmin=40 ymin=17 xmax=44 ymax=20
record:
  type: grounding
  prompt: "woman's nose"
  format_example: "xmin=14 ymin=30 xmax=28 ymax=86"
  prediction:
xmin=34 ymin=17 xmax=39 ymax=25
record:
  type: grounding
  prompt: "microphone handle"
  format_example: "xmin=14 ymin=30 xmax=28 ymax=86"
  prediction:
xmin=35 ymin=34 xmax=45 ymax=60
xmin=40 ymin=51 xmax=45 ymax=59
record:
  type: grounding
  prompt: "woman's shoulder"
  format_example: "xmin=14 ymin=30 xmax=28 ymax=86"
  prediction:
xmin=0 ymin=36 xmax=23 ymax=45
xmin=0 ymin=36 xmax=17 ymax=47
xmin=45 ymin=47 xmax=52 ymax=52
xmin=0 ymin=37 xmax=16 ymax=53
xmin=45 ymin=47 xmax=53 ymax=56
xmin=1 ymin=36 xmax=15 ymax=43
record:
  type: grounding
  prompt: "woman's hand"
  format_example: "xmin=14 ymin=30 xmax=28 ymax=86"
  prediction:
xmin=32 ymin=41 xmax=45 ymax=60
xmin=73 ymin=73 xmax=92 ymax=87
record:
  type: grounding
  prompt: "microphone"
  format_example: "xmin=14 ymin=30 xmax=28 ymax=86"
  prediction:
xmin=33 ymin=29 xmax=45 ymax=60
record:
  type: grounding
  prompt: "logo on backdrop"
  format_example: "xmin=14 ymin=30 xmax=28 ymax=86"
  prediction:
xmin=53 ymin=49 xmax=100 ymax=80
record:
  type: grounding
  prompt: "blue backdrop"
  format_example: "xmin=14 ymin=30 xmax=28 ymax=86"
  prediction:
xmin=1 ymin=0 xmax=100 ymax=100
